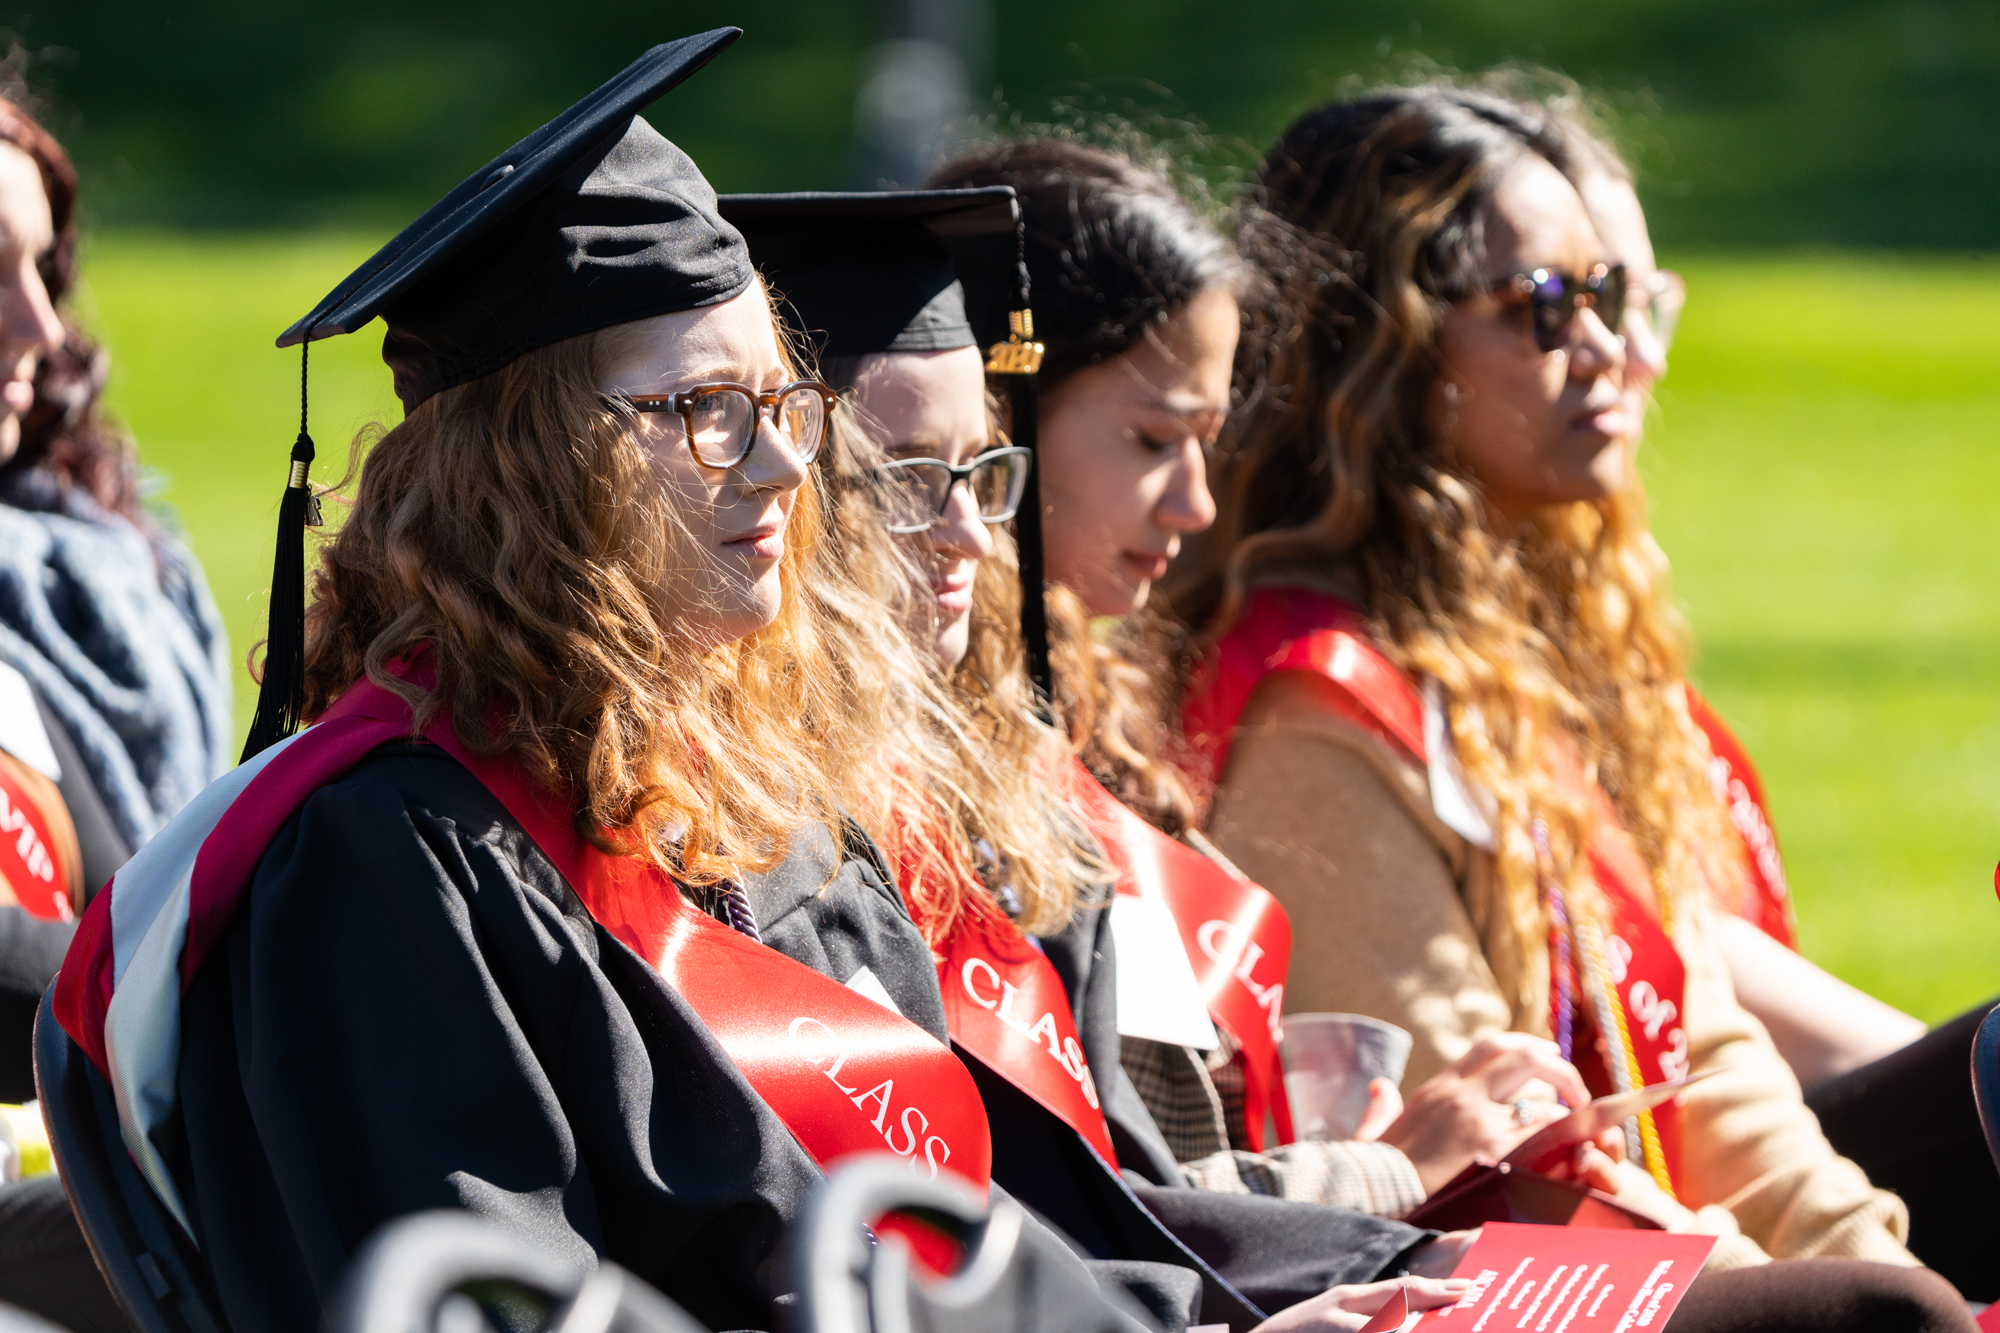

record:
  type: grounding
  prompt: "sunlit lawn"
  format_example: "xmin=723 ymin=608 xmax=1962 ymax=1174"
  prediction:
xmin=1644 ymin=254 xmax=2000 ymax=1023
xmin=74 ymin=235 xmax=2000 ymax=1024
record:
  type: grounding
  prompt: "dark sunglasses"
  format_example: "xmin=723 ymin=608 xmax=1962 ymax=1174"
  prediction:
xmin=1457 ymin=263 xmax=1628 ymax=353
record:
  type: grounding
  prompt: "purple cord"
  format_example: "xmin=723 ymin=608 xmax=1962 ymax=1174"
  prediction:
xmin=719 ymin=882 xmax=762 ymax=944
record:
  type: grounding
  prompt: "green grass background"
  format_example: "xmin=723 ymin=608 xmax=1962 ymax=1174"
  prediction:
xmin=74 ymin=234 xmax=2000 ymax=1024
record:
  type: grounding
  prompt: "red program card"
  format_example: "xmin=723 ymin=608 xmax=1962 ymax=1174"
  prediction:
xmin=1410 ymin=1223 xmax=1718 ymax=1333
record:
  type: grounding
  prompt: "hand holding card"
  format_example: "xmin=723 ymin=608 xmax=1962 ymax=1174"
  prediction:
xmin=1246 ymin=1278 xmax=1472 ymax=1333
xmin=1502 ymin=1074 xmax=1715 ymax=1176
xmin=1404 ymin=1077 xmax=1711 ymax=1233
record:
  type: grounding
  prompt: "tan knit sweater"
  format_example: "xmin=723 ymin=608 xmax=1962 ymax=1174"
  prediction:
xmin=1203 ymin=670 xmax=1915 ymax=1269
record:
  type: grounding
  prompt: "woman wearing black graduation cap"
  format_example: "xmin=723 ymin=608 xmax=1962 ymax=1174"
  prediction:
xmin=43 ymin=33 xmax=1063 ymax=1333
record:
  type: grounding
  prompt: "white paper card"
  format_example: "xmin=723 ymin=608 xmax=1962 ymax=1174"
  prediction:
xmin=844 ymin=965 xmax=902 ymax=1017
xmin=0 ymin=664 xmax=59 ymax=781
xmin=1422 ymin=677 xmax=1494 ymax=850
xmin=1110 ymin=895 xmax=1219 ymax=1050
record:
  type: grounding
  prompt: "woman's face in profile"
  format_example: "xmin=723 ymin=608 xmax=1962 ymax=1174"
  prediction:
xmin=598 ymin=282 xmax=812 ymax=650
xmin=843 ymin=346 xmax=994 ymax=671
xmin=0 ymin=145 xmax=62 ymax=465
xmin=1429 ymin=155 xmax=1632 ymax=528
xmin=1035 ymin=288 xmax=1235 ymax=617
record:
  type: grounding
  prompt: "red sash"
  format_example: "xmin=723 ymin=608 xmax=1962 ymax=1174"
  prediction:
xmin=1065 ymin=761 xmax=1296 ymax=1149
xmin=936 ymin=908 xmax=1119 ymax=1166
xmin=1183 ymin=587 xmax=1690 ymax=1186
xmin=1181 ymin=587 xmax=1422 ymax=794
xmin=0 ymin=759 xmax=72 ymax=921
xmin=1685 ymin=691 xmax=1796 ymax=948
xmin=878 ymin=790 xmax=1118 ymax=1166
xmin=333 ymin=682 xmax=994 ymax=1196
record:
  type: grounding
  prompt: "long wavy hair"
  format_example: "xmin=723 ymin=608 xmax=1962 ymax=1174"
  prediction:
xmin=818 ymin=354 xmax=1104 ymax=944
xmin=1166 ymin=87 xmax=1740 ymax=1017
xmin=0 ymin=86 xmax=144 ymax=519
xmin=302 ymin=313 xmax=853 ymax=886
xmin=929 ymin=138 xmax=1248 ymax=836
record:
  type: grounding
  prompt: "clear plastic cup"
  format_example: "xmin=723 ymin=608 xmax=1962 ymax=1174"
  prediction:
xmin=1281 ymin=1013 xmax=1414 ymax=1141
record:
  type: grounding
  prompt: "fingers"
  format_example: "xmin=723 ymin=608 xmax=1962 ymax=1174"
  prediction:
xmin=1405 ymin=1276 xmax=1475 ymax=1311
xmin=1332 ymin=1277 xmax=1473 ymax=1316
xmin=1353 ymin=1077 xmax=1405 ymax=1141
xmin=1569 ymin=1143 xmax=1624 ymax=1195
xmin=1460 ymin=1037 xmax=1590 ymax=1108
xmin=1263 ymin=1277 xmax=1471 ymax=1333
xmin=1509 ymin=1097 xmax=1568 ymax=1128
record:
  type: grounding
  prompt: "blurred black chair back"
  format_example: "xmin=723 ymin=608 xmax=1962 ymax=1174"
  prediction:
xmin=32 ymin=990 xmax=225 ymax=1333
xmin=0 ymin=1301 xmax=73 ymax=1332
xmin=1971 ymin=1002 xmax=2000 ymax=1174
xmin=791 ymin=1157 xmax=1152 ymax=1333
xmin=327 ymin=1211 xmax=705 ymax=1333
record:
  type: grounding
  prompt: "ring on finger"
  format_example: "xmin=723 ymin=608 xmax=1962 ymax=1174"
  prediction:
xmin=1511 ymin=1098 xmax=1537 ymax=1126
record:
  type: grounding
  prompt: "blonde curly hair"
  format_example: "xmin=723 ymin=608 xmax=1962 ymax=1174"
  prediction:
xmin=817 ymin=355 xmax=1108 ymax=944
xmin=1165 ymin=86 xmax=1742 ymax=1019
xmin=302 ymin=305 xmax=855 ymax=889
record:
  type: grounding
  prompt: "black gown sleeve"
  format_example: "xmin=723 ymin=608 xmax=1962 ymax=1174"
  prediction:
xmin=1036 ymin=893 xmax=1439 ymax=1322
xmin=173 ymin=745 xmax=821 ymax=1333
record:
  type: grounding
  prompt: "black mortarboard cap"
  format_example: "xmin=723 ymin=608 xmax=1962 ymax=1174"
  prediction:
xmin=717 ymin=188 xmax=1016 ymax=358
xmin=719 ymin=188 xmax=1055 ymax=709
xmin=243 ymin=30 xmax=752 ymax=762
xmin=279 ymin=27 xmax=752 ymax=409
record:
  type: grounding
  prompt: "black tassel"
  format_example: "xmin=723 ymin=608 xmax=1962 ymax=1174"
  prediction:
xmin=986 ymin=208 xmax=1053 ymax=720
xmin=1006 ymin=374 xmax=1053 ymax=714
xmin=240 ymin=340 xmax=321 ymax=763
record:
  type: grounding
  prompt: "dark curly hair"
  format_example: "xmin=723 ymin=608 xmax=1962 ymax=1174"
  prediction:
xmin=930 ymin=139 xmax=1244 ymax=389
xmin=928 ymin=139 xmax=1247 ymax=833
xmin=1165 ymin=86 xmax=1740 ymax=1017
xmin=0 ymin=87 xmax=142 ymax=520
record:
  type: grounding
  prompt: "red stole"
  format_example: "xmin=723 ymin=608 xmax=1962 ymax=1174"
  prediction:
xmin=1182 ymin=587 xmax=1423 ymax=789
xmin=1685 ymin=691 xmax=1796 ymax=948
xmin=1183 ymin=586 xmax=1692 ymax=1188
xmin=936 ymin=908 xmax=1120 ymax=1165
xmin=1063 ymin=762 xmax=1297 ymax=1149
xmin=885 ymin=797 xmax=1119 ymax=1166
xmin=0 ymin=760 xmax=72 ymax=921
xmin=333 ymin=681 xmax=995 ymax=1195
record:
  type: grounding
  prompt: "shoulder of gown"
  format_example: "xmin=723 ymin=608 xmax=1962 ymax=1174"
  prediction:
xmin=172 ymin=743 xmax=822 ymax=1333
xmin=742 ymin=814 xmax=950 ymax=1042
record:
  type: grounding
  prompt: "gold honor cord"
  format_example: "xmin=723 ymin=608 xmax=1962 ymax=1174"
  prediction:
xmin=1578 ymin=917 xmax=1677 ymax=1198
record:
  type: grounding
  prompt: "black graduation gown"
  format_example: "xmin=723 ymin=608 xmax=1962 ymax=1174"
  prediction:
xmin=742 ymin=818 xmax=1202 ymax=1333
xmin=172 ymin=745 xmax=822 ymax=1332
xmin=740 ymin=835 xmax=1435 ymax=1332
